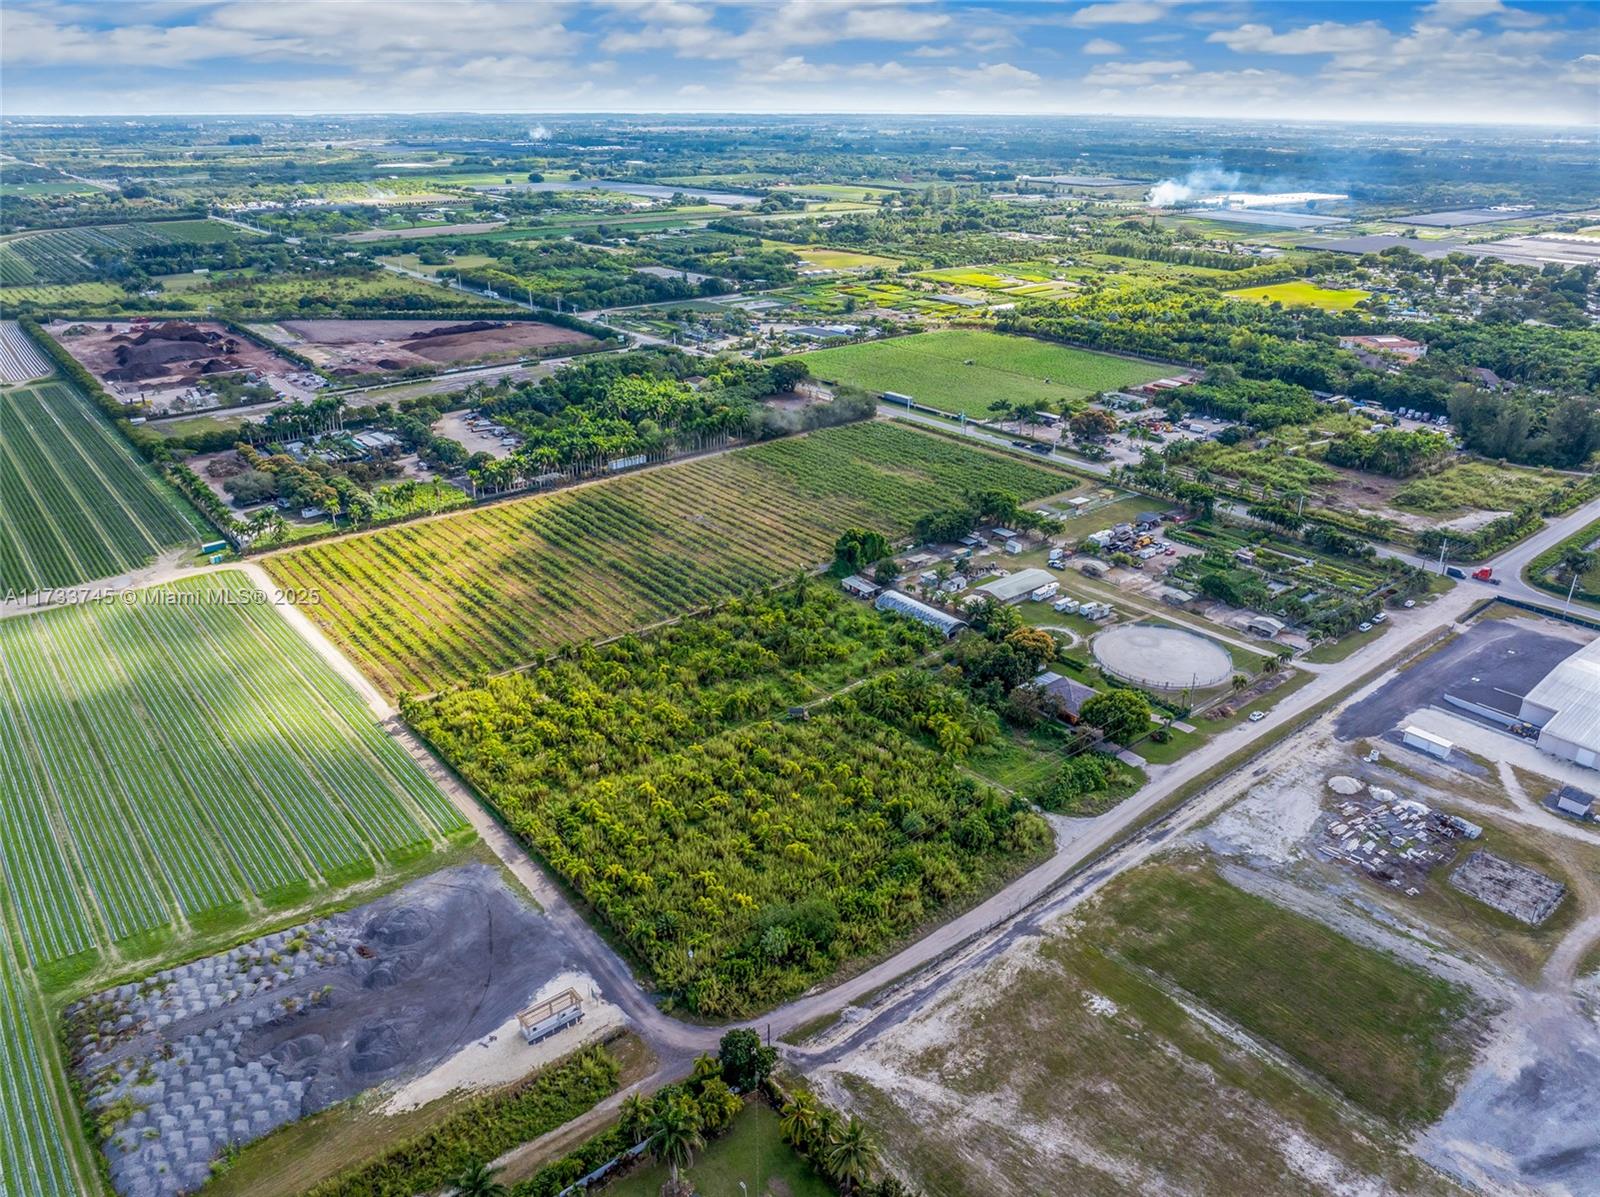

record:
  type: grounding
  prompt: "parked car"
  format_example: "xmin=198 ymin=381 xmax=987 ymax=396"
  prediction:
xmin=1402 ymin=599 xmax=1416 ymax=608
xmin=1358 ymin=621 xmax=1373 ymax=632
xmin=1372 ymin=612 xmax=1387 ymax=622
xmin=1248 ymin=711 xmax=1267 ymax=723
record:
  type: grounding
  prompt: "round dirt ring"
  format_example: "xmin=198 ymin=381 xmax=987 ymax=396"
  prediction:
xmin=1092 ymin=624 xmax=1233 ymax=692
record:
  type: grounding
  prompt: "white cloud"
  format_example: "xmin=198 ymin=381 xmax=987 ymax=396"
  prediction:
xmin=1559 ymin=52 xmax=1600 ymax=86
xmin=1084 ymin=57 xmax=1192 ymax=85
xmin=1208 ymin=21 xmax=1390 ymax=56
xmin=1419 ymin=0 xmax=1545 ymax=28
xmin=949 ymin=61 xmax=1042 ymax=91
xmin=1066 ymin=1 xmax=1170 ymax=27
xmin=1082 ymin=37 xmax=1124 ymax=55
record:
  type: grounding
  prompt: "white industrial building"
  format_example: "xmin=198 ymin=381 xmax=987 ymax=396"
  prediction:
xmin=974 ymin=568 xmax=1057 ymax=604
xmin=1518 ymin=638 xmax=1600 ymax=770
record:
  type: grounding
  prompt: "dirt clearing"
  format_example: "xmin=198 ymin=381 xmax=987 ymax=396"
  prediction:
xmin=259 ymin=317 xmax=596 ymax=376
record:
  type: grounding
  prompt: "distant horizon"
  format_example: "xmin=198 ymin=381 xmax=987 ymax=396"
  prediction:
xmin=3 ymin=0 xmax=1596 ymax=127
xmin=3 ymin=109 xmax=1592 ymax=133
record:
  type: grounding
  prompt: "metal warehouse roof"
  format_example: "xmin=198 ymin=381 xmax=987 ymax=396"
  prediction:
xmin=1524 ymin=638 xmax=1600 ymax=754
xmin=975 ymin=568 xmax=1057 ymax=603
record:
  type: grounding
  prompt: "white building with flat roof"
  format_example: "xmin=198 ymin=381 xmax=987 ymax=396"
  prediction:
xmin=1518 ymin=638 xmax=1600 ymax=770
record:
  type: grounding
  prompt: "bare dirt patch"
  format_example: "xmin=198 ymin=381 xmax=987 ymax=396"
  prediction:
xmin=45 ymin=319 xmax=318 ymax=413
xmin=339 ymin=220 xmax=507 ymax=242
xmin=265 ymin=318 xmax=595 ymax=377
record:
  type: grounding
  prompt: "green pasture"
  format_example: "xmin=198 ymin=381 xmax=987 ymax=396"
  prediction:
xmin=792 ymin=329 xmax=1173 ymax=418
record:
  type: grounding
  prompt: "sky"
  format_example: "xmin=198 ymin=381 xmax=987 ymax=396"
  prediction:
xmin=2 ymin=0 xmax=1596 ymax=126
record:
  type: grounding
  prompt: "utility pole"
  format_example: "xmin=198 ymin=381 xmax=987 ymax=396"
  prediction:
xmin=1436 ymin=538 xmax=1448 ymax=575
xmin=1566 ymin=571 xmax=1580 ymax=613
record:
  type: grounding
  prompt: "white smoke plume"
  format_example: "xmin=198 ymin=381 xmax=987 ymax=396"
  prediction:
xmin=1146 ymin=166 xmax=1241 ymax=207
xmin=528 ymin=124 xmax=549 ymax=141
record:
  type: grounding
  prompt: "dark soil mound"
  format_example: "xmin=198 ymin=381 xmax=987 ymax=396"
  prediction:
xmin=350 ymin=1021 xmax=408 ymax=1074
xmin=406 ymin=320 xmax=506 ymax=343
xmin=365 ymin=905 xmax=434 ymax=948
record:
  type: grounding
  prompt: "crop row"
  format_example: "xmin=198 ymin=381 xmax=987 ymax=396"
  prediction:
xmin=270 ymin=421 xmax=1067 ymax=695
xmin=0 ymin=380 xmax=204 ymax=593
xmin=0 ymin=915 xmax=78 ymax=1196
xmin=0 ymin=576 xmax=465 ymax=966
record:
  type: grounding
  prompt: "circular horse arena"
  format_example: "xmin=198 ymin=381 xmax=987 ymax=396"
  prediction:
xmin=1092 ymin=624 xmax=1233 ymax=692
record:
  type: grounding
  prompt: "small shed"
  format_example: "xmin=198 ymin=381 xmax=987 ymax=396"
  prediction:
xmin=1553 ymin=785 xmax=1595 ymax=819
xmin=517 ymin=988 xmax=585 ymax=1045
xmin=1402 ymin=725 xmax=1452 ymax=760
xmin=840 ymin=574 xmax=881 ymax=600
xmin=1246 ymin=615 xmax=1286 ymax=638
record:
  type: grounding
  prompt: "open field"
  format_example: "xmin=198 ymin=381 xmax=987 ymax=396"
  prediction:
xmin=268 ymin=420 xmax=1071 ymax=694
xmin=793 ymin=330 xmax=1173 ymax=418
xmin=815 ymin=866 xmax=1472 ymax=1196
xmin=258 ymin=317 xmax=597 ymax=377
xmin=1086 ymin=862 xmax=1481 ymax=1126
xmin=1392 ymin=460 xmax=1576 ymax=514
xmin=0 ymin=573 xmax=468 ymax=975
xmin=761 ymin=241 xmax=902 ymax=270
xmin=0 ymin=379 xmax=206 ymax=591
xmin=1224 ymin=280 xmax=1372 ymax=311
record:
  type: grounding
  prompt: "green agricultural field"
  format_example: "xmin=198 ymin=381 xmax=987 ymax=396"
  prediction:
xmin=761 ymin=241 xmax=902 ymax=270
xmin=377 ymin=252 xmax=495 ymax=275
xmin=793 ymin=329 xmax=1173 ymax=419
xmin=0 ymin=379 xmax=208 ymax=591
xmin=0 ymin=573 xmax=469 ymax=977
xmin=0 ymin=281 xmax=129 ymax=307
xmin=192 ymin=270 xmax=511 ymax=316
xmin=408 ymin=586 xmax=1050 ymax=1015
xmin=1225 ymin=280 xmax=1372 ymax=311
xmin=0 ymin=220 xmax=251 ymax=285
xmin=268 ymin=419 xmax=1071 ymax=695
xmin=0 ymin=917 xmax=82 ymax=1195
xmin=1087 ymin=862 xmax=1482 ymax=1126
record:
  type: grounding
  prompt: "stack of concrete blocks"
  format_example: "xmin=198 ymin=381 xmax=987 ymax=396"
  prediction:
xmin=68 ymin=920 xmax=345 ymax=1197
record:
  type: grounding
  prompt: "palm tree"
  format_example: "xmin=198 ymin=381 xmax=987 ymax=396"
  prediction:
xmin=453 ymin=1161 xmax=508 ymax=1197
xmin=827 ymin=1116 xmax=877 ymax=1194
xmin=619 ymin=1093 xmax=654 ymax=1145
xmin=648 ymin=1091 xmax=705 ymax=1187
xmin=779 ymin=1092 xmax=820 ymax=1148
xmin=690 ymin=1053 xmax=720 ymax=1086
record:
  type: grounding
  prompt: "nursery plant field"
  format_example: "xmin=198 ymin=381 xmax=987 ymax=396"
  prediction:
xmin=0 ymin=914 xmax=81 ymax=1197
xmin=0 ymin=219 xmax=248 ymax=285
xmin=792 ymin=329 xmax=1173 ymax=418
xmin=1224 ymin=280 xmax=1372 ymax=311
xmin=269 ymin=420 xmax=1070 ymax=694
xmin=0 ymin=573 xmax=468 ymax=971
xmin=0 ymin=379 xmax=206 ymax=592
